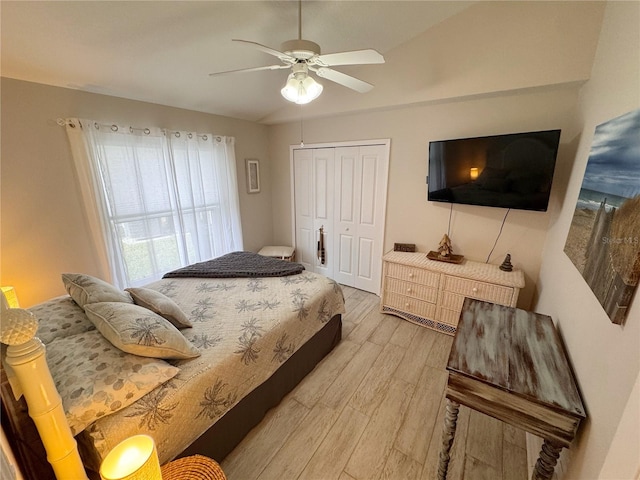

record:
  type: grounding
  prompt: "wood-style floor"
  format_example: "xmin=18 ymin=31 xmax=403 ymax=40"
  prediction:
xmin=221 ymin=286 xmax=529 ymax=480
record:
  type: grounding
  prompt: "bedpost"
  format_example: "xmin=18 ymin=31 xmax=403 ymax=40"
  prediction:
xmin=1 ymin=308 xmax=88 ymax=480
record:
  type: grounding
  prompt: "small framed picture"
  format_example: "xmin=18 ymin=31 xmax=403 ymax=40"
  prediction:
xmin=246 ymin=159 xmax=260 ymax=194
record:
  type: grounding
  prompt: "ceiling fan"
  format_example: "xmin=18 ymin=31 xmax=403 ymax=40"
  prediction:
xmin=209 ymin=0 xmax=385 ymax=104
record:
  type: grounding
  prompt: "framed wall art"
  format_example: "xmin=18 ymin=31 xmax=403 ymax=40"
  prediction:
xmin=245 ymin=159 xmax=260 ymax=194
xmin=564 ymin=108 xmax=640 ymax=325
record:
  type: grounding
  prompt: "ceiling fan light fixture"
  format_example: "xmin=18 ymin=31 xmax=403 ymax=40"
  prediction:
xmin=281 ymin=71 xmax=323 ymax=105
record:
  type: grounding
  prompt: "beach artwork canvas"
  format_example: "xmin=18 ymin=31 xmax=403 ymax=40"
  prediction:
xmin=564 ymin=108 xmax=640 ymax=325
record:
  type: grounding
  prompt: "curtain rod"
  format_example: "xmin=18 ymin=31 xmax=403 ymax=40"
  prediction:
xmin=55 ymin=117 xmax=224 ymax=141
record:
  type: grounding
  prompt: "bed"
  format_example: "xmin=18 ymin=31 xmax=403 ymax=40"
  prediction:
xmin=1 ymin=252 xmax=345 ymax=479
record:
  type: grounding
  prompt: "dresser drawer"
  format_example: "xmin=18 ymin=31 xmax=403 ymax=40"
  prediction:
xmin=436 ymin=307 xmax=463 ymax=327
xmin=386 ymin=263 xmax=440 ymax=288
xmin=384 ymin=277 xmax=438 ymax=303
xmin=442 ymin=275 xmax=515 ymax=305
xmin=383 ymin=292 xmax=437 ymax=320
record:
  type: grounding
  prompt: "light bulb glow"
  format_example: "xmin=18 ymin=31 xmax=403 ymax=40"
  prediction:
xmin=281 ymin=72 xmax=323 ymax=105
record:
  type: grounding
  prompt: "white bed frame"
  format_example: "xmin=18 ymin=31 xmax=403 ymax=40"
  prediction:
xmin=1 ymin=307 xmax=87 ymax=479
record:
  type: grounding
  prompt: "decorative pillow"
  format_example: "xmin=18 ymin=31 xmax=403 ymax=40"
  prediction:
xmin=46 ymin=330 xmax=180 ymax=435
xmin=84 ymin=302 xmax=200 ymax=360
xmin=61 ymin=273 xmax=132 ymax=308
xmin=31 ymin=295 xmax=96 ymax=345
xmin=125 ymin=287 xmax=192 ymax=329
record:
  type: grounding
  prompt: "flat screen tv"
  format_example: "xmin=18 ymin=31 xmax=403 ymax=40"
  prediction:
xmin=427 ymin=129 xmax=561 ymax=211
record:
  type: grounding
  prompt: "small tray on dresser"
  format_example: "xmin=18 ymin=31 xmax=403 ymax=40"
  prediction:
xmin=427 ymin=251 xmax=464 ymax=264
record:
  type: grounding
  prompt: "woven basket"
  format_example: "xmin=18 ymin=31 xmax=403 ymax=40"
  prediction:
xmin=160 ymin=454 xmax=227 ymax=480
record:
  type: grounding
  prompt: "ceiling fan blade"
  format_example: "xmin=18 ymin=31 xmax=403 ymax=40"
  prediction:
xmin=232 ymin=39 xmax=295 ymax=63
xmin=313 ymin=67 xmax=374 ymax=93
xmin=316 ymin=49 xmax=385 ymax=67
xmin=209 ymin=64 xmax=290 ymax=77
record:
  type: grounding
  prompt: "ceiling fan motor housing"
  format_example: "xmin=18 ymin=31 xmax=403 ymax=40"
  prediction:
xmin=281 ymin=39 xmax=321 ymax=60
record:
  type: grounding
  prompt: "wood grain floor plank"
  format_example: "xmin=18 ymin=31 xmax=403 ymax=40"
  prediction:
xmin=464 ymin=456 xmax=501 ymax=480
xmin=256 ymin=402 xmax=340 ymax=480
xmin=299 ymin=406 xmax=369 ymax=479
xmin=293 ymin=339 xmax=361 ymax=409
xmin=321 ymin=341 xmax=383 ymax=411
xmin=503 ymin=441 xmax=528 ymax=480
xmin=221 ymin=396 xmax=309 ymax=479
xmin=379 ymin=448 xmax=423 ymax=480
xmin=348 ymin=342 xmax=407 ymax=416
xmin=424 ymin=330 xmax=454 ymax=370
xmin=395 ymin=365 xmax=448 ymax=464
xmin=389 ymin=317 xmax=420 ymax=348
xmin=344 ymin=377 xmax=415 ymax=480
xmin=368 ymin=313 xmax=402 ymax=346
xmin=347 ymin=308 xmax=385 ymax=344
xmin=466 ymin=410 xmax=503 ymax=472
xmin=394 ymin=326 xmax=437 ymax=386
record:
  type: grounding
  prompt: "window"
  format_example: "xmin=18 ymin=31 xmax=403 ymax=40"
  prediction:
xmin=66 ymin=120 xmax=243 ymax=287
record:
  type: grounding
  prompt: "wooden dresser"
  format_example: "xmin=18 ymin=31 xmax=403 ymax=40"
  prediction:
xmin=380 ymin=251 xmax=525 ymax=335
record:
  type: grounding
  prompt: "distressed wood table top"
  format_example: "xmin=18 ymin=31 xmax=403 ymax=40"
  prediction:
xmin=446 ymin=298 xmax=585 ymax=447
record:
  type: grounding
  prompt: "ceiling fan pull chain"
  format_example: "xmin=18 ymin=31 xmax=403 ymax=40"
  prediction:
xmin=298 ymin=0 xmax=302 ymax=40
xmin=299 ymin=107 xmax=304 ymax=147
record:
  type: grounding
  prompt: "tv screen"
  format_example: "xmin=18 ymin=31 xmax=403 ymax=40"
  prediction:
xmin=427 ymin=129 xmax=561 ymax=211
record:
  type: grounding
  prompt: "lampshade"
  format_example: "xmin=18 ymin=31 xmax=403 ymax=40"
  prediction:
xmin=100 ymin=435 xmax=161 ymax=480
xmin=469 ymin=167 xmax=479 ymax=180
xmin=1 ymin=286 xmax=20 ymax=308
xmin=281 ymin=71 xmax=323 ymax=105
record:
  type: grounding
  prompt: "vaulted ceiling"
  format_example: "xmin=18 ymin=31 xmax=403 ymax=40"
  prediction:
xmin=1 ymin=1 xmax=474 ymax=124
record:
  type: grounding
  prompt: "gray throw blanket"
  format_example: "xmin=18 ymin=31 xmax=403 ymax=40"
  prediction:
xmin=163 ymin=251 xmax=304 ymax=278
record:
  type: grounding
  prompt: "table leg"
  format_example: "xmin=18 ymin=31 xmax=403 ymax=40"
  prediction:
xmin=532 ymin=439 xmax=563 ymax=480
xmin=437 ymin=398 xmax=460 ymax=480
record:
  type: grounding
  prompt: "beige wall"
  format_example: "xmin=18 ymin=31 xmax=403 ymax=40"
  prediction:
xmin=268 ymin=85 xmax=583 ymax=311
xmin=535 ymin=2 xmax=640 ymax=478
xmin=1 ymin=79 xmax=272 ymax=307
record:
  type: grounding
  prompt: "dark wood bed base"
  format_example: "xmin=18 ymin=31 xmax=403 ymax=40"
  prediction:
xmin=1 ymin=315 xmax=342 ymax=480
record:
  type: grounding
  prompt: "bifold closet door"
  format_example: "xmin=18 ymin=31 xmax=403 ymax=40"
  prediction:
xmin=293 ymin=148 xmax=334 ymax=278
xmin=333 ymin=145 xmax=387 ymax=295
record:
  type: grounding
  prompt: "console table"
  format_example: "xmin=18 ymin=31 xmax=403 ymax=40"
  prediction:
xmin=437 ymin=299 xmax=585 ymax=480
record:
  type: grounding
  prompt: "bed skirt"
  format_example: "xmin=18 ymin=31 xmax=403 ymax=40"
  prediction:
xmin=178 ymin=313 xmax=342 ymax=461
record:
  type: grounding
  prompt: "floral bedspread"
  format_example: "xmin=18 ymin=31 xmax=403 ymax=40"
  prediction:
xmin=34 ymin=272 xmax=344 ymax=470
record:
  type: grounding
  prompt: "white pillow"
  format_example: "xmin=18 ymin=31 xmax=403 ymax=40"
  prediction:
xmin=46 ymin=330 xmax=180 ymax=435
xmin=61 ymin=273 xmax=132 ymax=308
xmin=84 ymin=302 xmax=200 ymax=360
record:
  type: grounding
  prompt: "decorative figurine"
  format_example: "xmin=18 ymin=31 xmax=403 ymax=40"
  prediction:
xmin=500 ymin=254 xmax=513 ymax=272
xmin=438 ymin=234 xmax=453 ymax=258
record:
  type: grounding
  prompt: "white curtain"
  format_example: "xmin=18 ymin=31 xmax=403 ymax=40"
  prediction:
xmin=65 ymin=119 xmax=243 ymax=288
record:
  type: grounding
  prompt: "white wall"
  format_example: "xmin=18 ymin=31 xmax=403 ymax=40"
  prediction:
xmin=535 ymin=2 xmax=640 ymax=478
xmin=0 ymin=79 xmax=272 ymax=307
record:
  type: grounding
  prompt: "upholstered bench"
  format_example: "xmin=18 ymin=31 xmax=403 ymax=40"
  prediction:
xmin=257 ymin=246 xmax=296 ymax=262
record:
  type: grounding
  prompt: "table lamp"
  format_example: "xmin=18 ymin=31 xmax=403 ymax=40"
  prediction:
xmin=100 ymin=435 xmax=162 ymax=480
xmin=1 ymin=286 xmax=20 ymax=308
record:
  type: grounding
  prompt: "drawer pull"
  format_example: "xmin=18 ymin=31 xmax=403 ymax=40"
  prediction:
xmin=408 ymin=273 xmax=414 ymax=278
xmin=472 ymin=287 xmax=478 ymax=293
xmin=405 ymin=303 xmax=410 ymax=308
xmin=407 ymin=288 xmax=412 ymax=293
